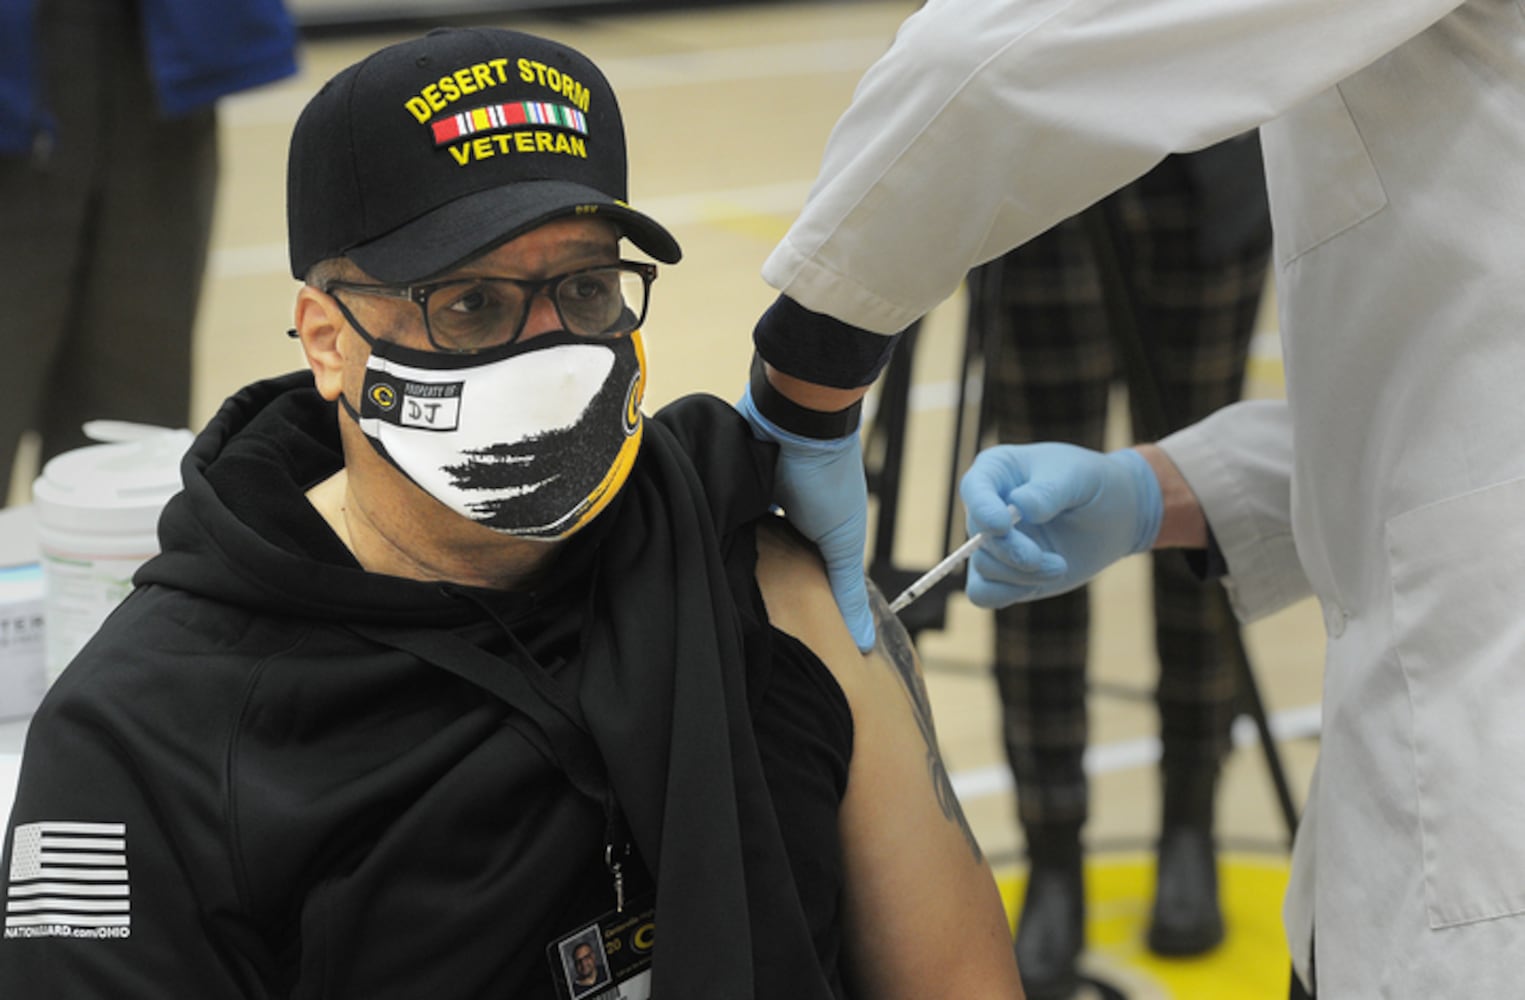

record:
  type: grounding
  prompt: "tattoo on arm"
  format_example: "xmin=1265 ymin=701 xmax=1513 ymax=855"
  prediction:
xmin=867 ymin=580 xmax=984 ymax=863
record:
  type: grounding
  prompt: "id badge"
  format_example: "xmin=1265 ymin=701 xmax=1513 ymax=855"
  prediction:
xmin=547 ymin=894 xmax=655 ymax=1000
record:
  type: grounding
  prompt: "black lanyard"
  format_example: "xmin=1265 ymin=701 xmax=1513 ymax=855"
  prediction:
xmin=346 ymin=620 xmax=633 ymax=896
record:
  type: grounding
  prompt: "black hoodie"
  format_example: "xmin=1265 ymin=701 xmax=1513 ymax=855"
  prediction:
xmin=0 ymin=372 xmax=854 ymax=999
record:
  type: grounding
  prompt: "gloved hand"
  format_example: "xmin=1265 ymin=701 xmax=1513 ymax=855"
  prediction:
xmin=959 ymin=443 xmax=1163 ymax=608
xmin=737 ymin=385 xmax=875 ymax=651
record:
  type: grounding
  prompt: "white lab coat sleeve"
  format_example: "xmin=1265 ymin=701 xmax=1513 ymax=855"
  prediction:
xmin=764 ymin=0 xmax=1466 ymax=334
xmin=1157 ymin=398 xmax=1306 ymax=621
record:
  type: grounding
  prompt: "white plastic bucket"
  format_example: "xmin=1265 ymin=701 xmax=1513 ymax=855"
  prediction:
xmin=32 ymin=425 xmax=193 ymax=684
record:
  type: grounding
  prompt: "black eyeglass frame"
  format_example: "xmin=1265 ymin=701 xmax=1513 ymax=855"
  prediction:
xmin=323 ymin=260 xmax=658 ymax=353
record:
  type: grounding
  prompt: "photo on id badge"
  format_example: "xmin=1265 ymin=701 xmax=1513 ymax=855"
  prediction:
xmin=549 ymin=900 xmax=655 ymax=1000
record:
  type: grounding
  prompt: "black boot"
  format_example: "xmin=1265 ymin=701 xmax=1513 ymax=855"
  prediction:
xmin=1014 ymin=823 xmax=1084 ymax=1000
xmin=1147 ymin=764 xmax=1224 ymax=956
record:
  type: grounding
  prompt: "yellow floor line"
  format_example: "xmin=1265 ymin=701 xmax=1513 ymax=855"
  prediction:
xmin=996 ymin=852 xmax=1293 ymax=999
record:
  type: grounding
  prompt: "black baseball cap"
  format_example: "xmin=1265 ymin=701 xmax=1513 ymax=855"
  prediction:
xmin=287 ymin=27 xmax=681 ymax=282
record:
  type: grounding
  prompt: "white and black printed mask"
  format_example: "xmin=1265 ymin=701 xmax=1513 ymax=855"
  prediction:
xmin=342 ymin=330 xmax=646 ymax=540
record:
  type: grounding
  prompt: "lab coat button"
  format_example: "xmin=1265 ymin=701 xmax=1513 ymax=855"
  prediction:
xmin=1323 ymin=603 xmax=1349 ymax=637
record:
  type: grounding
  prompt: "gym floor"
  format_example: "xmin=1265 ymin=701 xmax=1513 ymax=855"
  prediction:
xmin=11 ymin=2 xmax=1327 ymax=996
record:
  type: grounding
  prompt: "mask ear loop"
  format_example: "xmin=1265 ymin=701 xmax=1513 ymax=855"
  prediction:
xmin=335 ymin=392 xmax=423 ymax=487
xmin=327 ymin=293 xmax=386 ymax=350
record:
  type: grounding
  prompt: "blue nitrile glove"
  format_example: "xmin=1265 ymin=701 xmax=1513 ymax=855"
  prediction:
xmin=959 ymin=443 xmax=1163 ymax=608
xmin=737 ymin=384 xmax=876 ymax=652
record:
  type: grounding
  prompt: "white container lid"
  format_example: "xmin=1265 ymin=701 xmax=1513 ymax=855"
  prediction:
xmin=32 ymin=425 xmax=194 ymax=537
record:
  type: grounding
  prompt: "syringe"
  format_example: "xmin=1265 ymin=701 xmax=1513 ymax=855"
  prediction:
xmin=888 ymin=508 xmax=1021 ymax=614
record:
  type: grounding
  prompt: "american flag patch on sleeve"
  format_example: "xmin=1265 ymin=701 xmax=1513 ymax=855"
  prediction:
xmin=5 ymin=822 xmax=131 ymax=940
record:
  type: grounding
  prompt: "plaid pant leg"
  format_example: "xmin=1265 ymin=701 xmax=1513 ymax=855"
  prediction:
xmin=982 ymin=212 xmax=1114 ymax=828
xmin=981 ymin=153 xmax=1272 ymax=823
xmin=1114 ymin=158 xmax=1272 ymax=769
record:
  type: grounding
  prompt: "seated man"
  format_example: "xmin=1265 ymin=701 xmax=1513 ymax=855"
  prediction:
xmin=0 ymin=27 xmax=1022 ymax=1000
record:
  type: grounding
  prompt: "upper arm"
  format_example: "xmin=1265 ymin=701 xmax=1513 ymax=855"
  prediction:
xmin=754 ymin=520 xmax=1022 ymax=999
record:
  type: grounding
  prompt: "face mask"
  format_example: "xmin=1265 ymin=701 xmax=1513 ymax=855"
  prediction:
xmin=341 ymin=330 xmax=646 ymax=540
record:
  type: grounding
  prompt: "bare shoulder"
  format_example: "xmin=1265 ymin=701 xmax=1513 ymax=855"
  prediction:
xmin=752 ymin=513 xmax=921 ymax=686
xmin=752 ymin=513 xmax=923 ymax=707
xmin=753 ymin=516 xmax=869 ymax=696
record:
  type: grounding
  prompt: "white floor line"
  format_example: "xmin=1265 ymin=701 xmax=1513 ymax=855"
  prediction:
xmin=949 ymin=703 xmax=1321 ymax=804
xmin=220 ymin=36 xmax=899 ymax=127
xmin=2 ymin=706 xmax=1320 ymax=821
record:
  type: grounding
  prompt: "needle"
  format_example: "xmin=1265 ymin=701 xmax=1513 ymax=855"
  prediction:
xmin=888 ymin=507 xmax=1021 ymax=614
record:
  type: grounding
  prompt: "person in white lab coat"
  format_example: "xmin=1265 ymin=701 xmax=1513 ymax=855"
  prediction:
xmin=734 ymin=2 xmax=1525 ymax=996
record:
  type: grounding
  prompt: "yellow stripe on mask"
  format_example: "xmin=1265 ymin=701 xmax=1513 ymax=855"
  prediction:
xmin=554 ymin=331 xmax=647 ymax=540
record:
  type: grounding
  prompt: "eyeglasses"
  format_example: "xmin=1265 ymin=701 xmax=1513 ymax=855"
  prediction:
xmin=324 ymin=260 xmax=657 ymax=353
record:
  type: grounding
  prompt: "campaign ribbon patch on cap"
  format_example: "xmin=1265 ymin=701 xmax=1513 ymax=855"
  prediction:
xmin=431 ymin=102 xmax=588 ymax=146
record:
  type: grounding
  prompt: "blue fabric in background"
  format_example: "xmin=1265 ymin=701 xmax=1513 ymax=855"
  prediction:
xmin=0 ymin=0 xmax=40 ymax=155
xmin=0 ymin=0 xmax=298 ymax=155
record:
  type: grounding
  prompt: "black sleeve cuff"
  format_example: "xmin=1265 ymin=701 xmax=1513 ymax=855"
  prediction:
xmin=749 ymin=353 xmax=863 ymax=439
xmin=752 ymin=294 xmax=901 ymax=389
xmin=1181 ymin=525 xmax=1229 ymax=582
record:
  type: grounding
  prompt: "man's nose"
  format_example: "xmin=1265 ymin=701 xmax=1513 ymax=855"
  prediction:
xmin=519 ymin=287 xmax=563 ymax=340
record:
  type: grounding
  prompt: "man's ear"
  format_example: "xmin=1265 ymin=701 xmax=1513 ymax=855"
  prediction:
xmin=294 ymin=286 xmax=349 ymax=401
